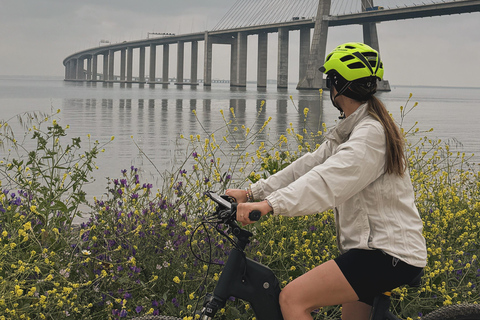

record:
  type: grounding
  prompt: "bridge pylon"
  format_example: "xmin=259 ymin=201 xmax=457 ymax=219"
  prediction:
xmin=297 ymin=0 xmax=388 ymax=90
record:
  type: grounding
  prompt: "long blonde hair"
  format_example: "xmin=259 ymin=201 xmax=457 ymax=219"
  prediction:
xmin=367 ymin=95 xmax=406 ymax=176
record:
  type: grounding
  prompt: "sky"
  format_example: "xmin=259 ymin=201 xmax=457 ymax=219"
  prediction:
xmin=1 ymin=0 xmax=479 ymax=87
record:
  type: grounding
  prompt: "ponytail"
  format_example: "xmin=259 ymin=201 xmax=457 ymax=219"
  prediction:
xmin=367 ymin=96 xmax=406 ymax=176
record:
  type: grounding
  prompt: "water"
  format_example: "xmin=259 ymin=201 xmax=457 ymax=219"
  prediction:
xmin=1 ymin=75 xmax=479 ymax=201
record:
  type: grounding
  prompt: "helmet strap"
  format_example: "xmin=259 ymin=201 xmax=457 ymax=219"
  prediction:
xmin=331 ymin=81 xmax=352 ymax=119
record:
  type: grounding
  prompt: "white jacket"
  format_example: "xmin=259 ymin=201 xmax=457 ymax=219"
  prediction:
xmin=251 ymin=103 xmax=427 ymax=268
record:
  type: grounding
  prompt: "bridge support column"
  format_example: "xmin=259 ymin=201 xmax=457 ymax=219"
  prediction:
xmin=66 ymin=60 xmax=75 ymax=80
xmin=299 ymin=27 xmax=310 ymax=83
xmin=362 ymin=0 xmax=380 ymax=51
xmin=108 ymin=49 xmax=115 ymax=86
xmin=257 ymin=32 xmax=268 ymax=88
xmin=163 ymin=44 xmax=170 ymax=87
xmin=86 ymin=57 xmax=92 ymax=81
xmin=102 ymin=53 xmax=109 ymax=82
xmin=203 ymin=32 xmax=212 ymax=87
xmin=127 ymin=47 xmax=133 ymax=88
xmin=92 ymin=55 xmax=98 ymax=81
xmin=149 ymin=44 xmax=157 ymax=88
xmin=176 ymin=41 xmax=184 ymax=86
xmin=236 ymin=31 xmax=248 ymax=87
xmin=297 ymin=0 xmax=331 ymax=89
xmin=191 ymin=41 xmax=198 ymax=85
xmin=120 ymin=49 xmax=126 ymax=87
xmin=277 ymin=27 xmax=289 ymax=88
xmin=362 ymin=23 xmax=380 ymax=51
xmin=76 ymin=58 xmax=85 ymax=80
xmin=139 ymin=46 xmax=146 ymax=88
xmin=230 ymin=37 xmax=238 ymax=86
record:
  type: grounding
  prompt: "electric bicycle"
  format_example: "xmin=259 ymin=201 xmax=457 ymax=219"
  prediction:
xmin=132 ymin=191 xmax=480 ymax=320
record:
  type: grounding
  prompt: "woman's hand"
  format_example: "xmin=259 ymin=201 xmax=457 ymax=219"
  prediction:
xmin=225 ymin=188 xmax=248 ymax=203
xmin=236 ymin=200 xmax=272 ymax=226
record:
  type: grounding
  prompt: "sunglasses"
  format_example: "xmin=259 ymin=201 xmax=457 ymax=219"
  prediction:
xmin=326 ymin=77 xmax=333 ymax=89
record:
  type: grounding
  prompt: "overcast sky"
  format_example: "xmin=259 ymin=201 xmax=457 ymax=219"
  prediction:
xmin=1 ymin=0 xmax=479 ymax=87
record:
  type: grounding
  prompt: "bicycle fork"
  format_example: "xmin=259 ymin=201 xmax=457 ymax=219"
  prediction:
xmin=200 ymin=248 xmax=284 ymax=320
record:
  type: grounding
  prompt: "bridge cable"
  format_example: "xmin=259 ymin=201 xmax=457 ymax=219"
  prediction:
xmin=213 ymin=0 xmax=241 ymax=30
xmin=250 ymin=0 xmax=277 ymax=27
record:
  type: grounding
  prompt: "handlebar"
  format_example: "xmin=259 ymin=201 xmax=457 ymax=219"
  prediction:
xmin=206 ymin=191 xmax=261 ymax=222
xmin=205 ymin=191 xmax=260 ymax=249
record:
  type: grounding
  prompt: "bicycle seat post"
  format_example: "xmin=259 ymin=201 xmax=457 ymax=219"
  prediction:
xmin=370 ymin=292 xmax=392 ymax=320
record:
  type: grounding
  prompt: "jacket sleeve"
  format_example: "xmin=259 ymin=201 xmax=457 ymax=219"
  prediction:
xmin=264 ymin=120 xmax=387 ymax=217
xmin=251 ymin=139 xmax=335 ymax=200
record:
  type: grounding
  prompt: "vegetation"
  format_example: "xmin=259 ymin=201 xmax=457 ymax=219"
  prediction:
xmin=0 ymin=96 xmax=478 ymax=320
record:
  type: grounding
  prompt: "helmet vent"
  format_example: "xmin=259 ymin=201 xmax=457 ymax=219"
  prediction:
xmin=345 ymin=45 xmax=356 ymax=49
xmin=347 ymin=62 xmax=366 ymax=69
xmin=340 ymin=55 xmax=355 ymax=62
xmin=363 ymin=52 xmax=377 ymax=58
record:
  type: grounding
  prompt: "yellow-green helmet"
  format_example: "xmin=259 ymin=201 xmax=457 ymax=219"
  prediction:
xmin=320 ymin=42 xmax=384 ymax=81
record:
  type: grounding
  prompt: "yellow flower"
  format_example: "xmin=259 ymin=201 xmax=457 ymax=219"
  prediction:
xmin=173 ymin=276 xmax=181 ymax=284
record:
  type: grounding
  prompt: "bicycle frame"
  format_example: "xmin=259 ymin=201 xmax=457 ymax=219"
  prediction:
xmin=202 ymin=245 xmax=283 ymax=320
xmin=200 ymin=192 xmax=406 ymax=320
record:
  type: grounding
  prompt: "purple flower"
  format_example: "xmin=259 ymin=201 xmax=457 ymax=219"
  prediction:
xmin=172 ymin=298 xmax=179 ymax=308
xmin=119 ymin=309 xmax=128 ymax=317
xmin=123 ymin=292 xmax=132 ymax=299
xmin=192 ymin=152 xmax=198 ymax=158
xmin=135 ymin=306 xmax=143 ymax=313
xmin=142 ymin=183 xmax=153 ymax=189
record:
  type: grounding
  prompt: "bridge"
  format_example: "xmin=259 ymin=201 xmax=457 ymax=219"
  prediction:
xmin=63 ymin=0 xmax=480 ymax=90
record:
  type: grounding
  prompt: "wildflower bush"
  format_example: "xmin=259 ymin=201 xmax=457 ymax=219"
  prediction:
xmin=0 ymin=96 xmax=478 ymax=320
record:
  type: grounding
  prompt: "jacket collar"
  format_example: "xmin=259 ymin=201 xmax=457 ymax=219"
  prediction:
xmin=325 ymin=103 xmax=370 ymax=143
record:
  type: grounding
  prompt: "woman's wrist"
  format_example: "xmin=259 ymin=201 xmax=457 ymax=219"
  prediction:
xmin=245 ymin=187 xmax=253 ymax=202
xmin=264 ymin=199 xmax=273 ymax=213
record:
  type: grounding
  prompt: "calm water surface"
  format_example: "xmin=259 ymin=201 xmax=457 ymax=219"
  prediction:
xmin=1 ymin=75 xmax=479 ymax=201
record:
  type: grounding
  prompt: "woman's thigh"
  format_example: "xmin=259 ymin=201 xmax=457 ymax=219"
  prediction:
xmin=279 ymin=260 xmax=358 ymax=313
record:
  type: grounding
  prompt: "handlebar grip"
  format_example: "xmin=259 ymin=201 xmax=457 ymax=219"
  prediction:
xmin=249 ymin=210 xmax=261 ymax=221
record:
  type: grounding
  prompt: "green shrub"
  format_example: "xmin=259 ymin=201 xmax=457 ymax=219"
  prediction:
xmin=0 ymin=96 xmax=478 ymax=320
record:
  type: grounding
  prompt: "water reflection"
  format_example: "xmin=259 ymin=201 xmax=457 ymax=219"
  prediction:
xmin=61 ymin=88 xmax=325 ymax=197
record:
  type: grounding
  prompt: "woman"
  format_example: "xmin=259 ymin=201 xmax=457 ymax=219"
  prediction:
xmin=226 ymin=42 xmax=427 ymax=320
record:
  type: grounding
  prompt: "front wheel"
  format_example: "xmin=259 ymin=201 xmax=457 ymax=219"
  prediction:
xmin=129 ymin=316 xmax=182 ymax=320
xmin=422 ymin=304 xmax=480 ymax=320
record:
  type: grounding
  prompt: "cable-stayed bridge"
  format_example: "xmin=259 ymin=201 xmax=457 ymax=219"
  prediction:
xmin=63 ymin=0 xmax=480 ymax=90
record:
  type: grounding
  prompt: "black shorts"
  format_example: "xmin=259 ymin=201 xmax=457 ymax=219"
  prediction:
xmin=334 ymin=249 xmax=423 ymax=305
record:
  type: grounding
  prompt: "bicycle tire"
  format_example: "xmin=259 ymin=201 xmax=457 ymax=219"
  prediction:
xmin=422 ymin=304 xmax=480 ymax=320
xmin=129 ymin=316 xmax=182 ymax=320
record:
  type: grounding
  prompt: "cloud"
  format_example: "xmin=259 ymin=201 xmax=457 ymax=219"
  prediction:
xmin=0 ymin=0 xmax=479 ymax=87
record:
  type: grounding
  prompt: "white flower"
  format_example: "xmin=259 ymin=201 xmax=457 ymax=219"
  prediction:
xmin=82 ymin=250 xmax=91 ymax=256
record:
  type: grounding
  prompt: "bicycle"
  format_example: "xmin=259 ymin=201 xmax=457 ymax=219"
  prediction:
xmin=132 ymin=191 xmax=480 ymax=320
